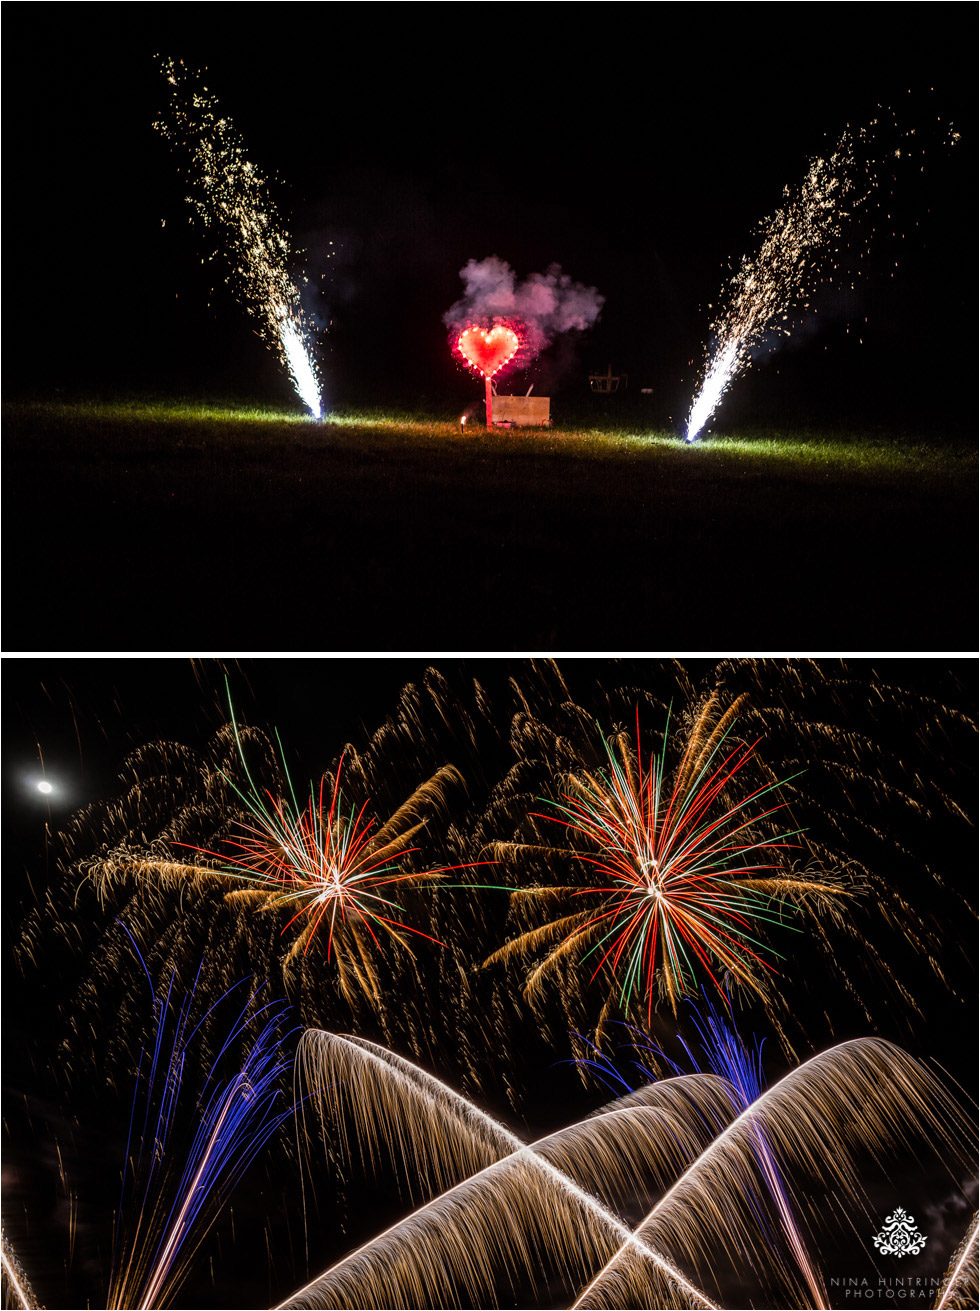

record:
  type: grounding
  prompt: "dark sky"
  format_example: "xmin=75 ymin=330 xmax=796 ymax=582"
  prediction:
xmin=3 ymin=3 xmax=975 ymax=420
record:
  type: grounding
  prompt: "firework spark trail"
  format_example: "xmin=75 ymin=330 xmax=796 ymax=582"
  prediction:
xmin=279 ymin=319 xmax=323 ymax=420
xmin=0 ymin=1225 xmax=39 ymax=1310
xmin=155 ymin=58 xmax=322 ymax=417
xmin=108 ymin=974 xmax=295 ymax=1310
xmin=685 ymin=340 xmax=738 ymax=445
xmin=286 ymin=1032 xmax=974 ymax=1311
xmin=572 ymin=1037 xmax=976 ymax=1309
xmin=281 ymin=1030 xmax=726 ymax=1310
xmin=297 ymin=1031 xmax=733 ymax=1208
xmin=577 ymin=1013 xmax=826 ymax=1306
xmin=599 ymin=1003 xmax=828 ymax=1307
xmin=678 ymin=1003 xmax=828 ymax=1309
xmin=685 ymin=130 xmax=863 ymax=441
xmin=935 ymin=1212 xmax=979 ymax=1310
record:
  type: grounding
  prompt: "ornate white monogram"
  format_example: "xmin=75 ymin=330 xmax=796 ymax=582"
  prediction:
xmin=873 ymin=1207 xmax=927 ymax=1257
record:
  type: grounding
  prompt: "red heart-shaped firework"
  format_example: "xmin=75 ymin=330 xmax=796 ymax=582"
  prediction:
xmin=457 ymin=325 xmax=519 ymax=378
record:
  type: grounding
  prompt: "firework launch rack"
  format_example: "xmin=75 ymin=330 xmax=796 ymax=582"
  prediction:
xmin=490 ymin=395 xmax=552 ymax=427
xmin=589 ymin=365 xmax=627 ymax=394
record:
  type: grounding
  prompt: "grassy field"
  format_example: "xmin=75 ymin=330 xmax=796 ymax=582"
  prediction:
xmin=4 ymin=398 xmax=975 ymax=650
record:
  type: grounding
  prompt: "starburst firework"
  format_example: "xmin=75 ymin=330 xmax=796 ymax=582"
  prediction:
xmin=191 ymin=747 xmax=475 ymax=1001
xmin=487 ymin=701 xmax=849 ymax=1027
xmin=82 ymin=700 xmax=481 ymax=1014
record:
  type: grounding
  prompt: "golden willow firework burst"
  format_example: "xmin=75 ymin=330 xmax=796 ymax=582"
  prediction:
xmin=485 ymin=699 xmax=851 ymax=1033
xmin=155 ymin=58 xmax=322 ymax=417
xmin=283 ymin=1031 xmax=731 ymax=1311
xmin=469 ymin=659 xmax=976 ymax=1070
xmin=82 ymin=703 xmax=482 ymax=1014
xmin=189 ymin=760 xmax=479 ymax=1006
xmin=278 ymin=1031 xmax=976 ymax=1311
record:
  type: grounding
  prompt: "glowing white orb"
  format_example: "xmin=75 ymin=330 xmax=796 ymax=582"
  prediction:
xmin=37 ymin=780 xmax=53 ymax=795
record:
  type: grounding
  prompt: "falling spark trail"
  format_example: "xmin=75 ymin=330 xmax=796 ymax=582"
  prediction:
xmin=685 ymin=131 xmax=863 ymax=441
xmin=281 ymin=1130 xmax=718 ymax=1311
xmin=1 ymin=1227 xmax=38 ymax=1310
xmin=571 ymin=1036 xmax=971 ymax=1309
xmin=284 ymin=1030 xmax=975 ymax=1311
xmin=156 ymin=58 xmax=322 ymax=417
xmin=581 ymin=1007 xmax=828 ymax=1307
xmin=936 ymin=1214 xmax=979 ymax=1310
xmin=280 ymin=1031 xmax=720 ymax=1310
xmin=680 ymin=1004 xmax=828 ymax=1308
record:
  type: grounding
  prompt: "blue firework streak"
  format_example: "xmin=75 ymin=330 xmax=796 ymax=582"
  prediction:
xmin=109 ymin=941 xmax=297 ymax=1309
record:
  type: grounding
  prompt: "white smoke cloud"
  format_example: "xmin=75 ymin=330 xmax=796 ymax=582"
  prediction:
xmin=444 ymin=255 xmax=604 ymax=362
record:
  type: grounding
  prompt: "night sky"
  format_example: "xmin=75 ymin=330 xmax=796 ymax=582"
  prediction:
xmin=2 ymin=656 xmax=977 ymax=1310
xmin=4 ymin=4 xmax=975 ymax=422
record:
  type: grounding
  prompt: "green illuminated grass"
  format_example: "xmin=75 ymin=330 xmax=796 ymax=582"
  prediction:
xmin=4 ymin=397 xmax=974 ymax=649
xmin=7 ymin=397 xmax=971 ymax=478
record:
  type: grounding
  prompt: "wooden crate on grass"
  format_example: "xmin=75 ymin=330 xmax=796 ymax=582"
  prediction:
xmin=492 ymin=395 xmax=551 ymax=426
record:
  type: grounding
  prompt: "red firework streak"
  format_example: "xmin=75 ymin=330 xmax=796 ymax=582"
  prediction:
xmin=530 ymin=714 xmax=809 ymax=1021
xmin=186 ymin=754 xmax=492 ymax=971
xmin=457 ymin=324 xmax=519 ymax=427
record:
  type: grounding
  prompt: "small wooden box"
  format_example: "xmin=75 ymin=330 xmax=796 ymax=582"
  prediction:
xmin=492 ymin=395 xmax=551 ymax=426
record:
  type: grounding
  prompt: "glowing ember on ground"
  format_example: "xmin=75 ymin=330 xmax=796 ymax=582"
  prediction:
xmin=156 ymin=59 xmax=322 ymax=418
